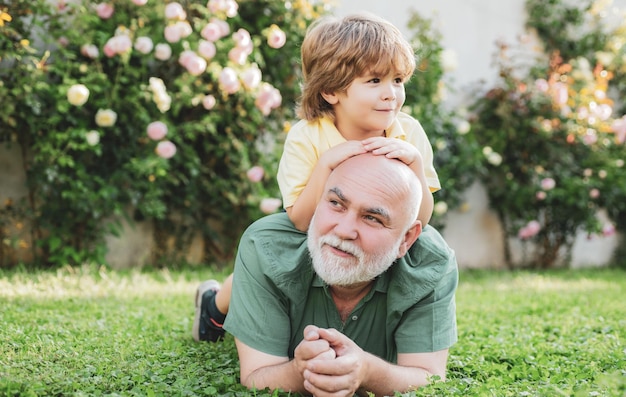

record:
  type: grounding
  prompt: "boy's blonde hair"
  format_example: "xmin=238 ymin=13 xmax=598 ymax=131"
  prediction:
xmin=297 ymin=12 xmax=416 ymax=121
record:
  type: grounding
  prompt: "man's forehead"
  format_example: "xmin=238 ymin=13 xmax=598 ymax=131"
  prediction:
xmin=327 ymin=184 xmax=393 ymax=221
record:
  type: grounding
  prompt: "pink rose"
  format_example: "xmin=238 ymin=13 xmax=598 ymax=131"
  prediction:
xmin=242 ymin=65 xmax=262 ymax=90
xmin=255 ymin=83 xmax=282 ymax=116
xmin=611 ymin=116 xmax=626 ymax=144
xmin=246 ymin=166 xmax=264 ymax=182
xmin=219 ymin=67 xmax=240 ymax=95
xmin=260 ymin=198 xmax=282 ymax=214
xmin=178 ymin=50 xmax=194 ymax=68
xmin=198 ymin=40 xmax=216 ymax=59
xmin=132 ymin=0 xmax=148 ymax=5
xmin=582 ymin=129 xmax=598 ymax=145
xmin=104 ymin=35 xmax=132 ymax=57
xmin=164 ymin=25 xmax=182 ymax=43
xmin=175 ymin=21 xmax=193 ymax=39
xmin=224 ymin=0 xmax=238 ymax=17
xmin=156 ymin=140 xmax=177 ymax=159
xmin=103 ymin=42 xmax=116 ymax=58
xmin=201 ymin=22 xmax=222 ymax=42
xmin=202 ymin=95 xmax=216 ymax=110
xmin=208 ymin=0 xmax=238 ymax=17
xmin=80 ymin=44 xmax=99 ymax=59
xmin=147 ymin=121 xmax=168 ymax=140
xmin=551 ymin=82 xmax=568 ymax=106
xmin=535 ymin=191 xmax=546 ymax=201
xmin=154 ymin=43 xmax=172 ymax=61
xmin=228 ymin=46 xmax=249 ymax=65
xmin=267 ymin=25 xmax=286 ymax=49
xmin=518 ymin=220 xmax=541 ymax=240
xmin=164 ymin=2 xmax=186 ymax=20
xmin=594 ymin=103 xmax=612 ymax=121
xmin=185 ymin=55 xmax=207 ymax=76
xmin=211 ymin=18 xmax=230 ymax=37
xmin=134 ymin=36 xmax=154 ymax=54
xmin=96 ymin=3 xmax=114 ymax=19
xmin=232 ymin=28 xmax=251 ymax=48
xmin=589 ymin=188 xmax=600 ymax=199
xmin=540 ymin=177 xmax=555 ymax=191
xmin=602 ymin=223 xmax=616 ymax=237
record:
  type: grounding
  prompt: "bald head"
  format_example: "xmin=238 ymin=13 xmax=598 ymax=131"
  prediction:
xmin=327 ymin=153 xmax=422 ymax=228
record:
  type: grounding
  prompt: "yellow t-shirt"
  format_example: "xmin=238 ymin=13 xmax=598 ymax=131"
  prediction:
xmin=277 ymin=112 xmax=441 ymax=209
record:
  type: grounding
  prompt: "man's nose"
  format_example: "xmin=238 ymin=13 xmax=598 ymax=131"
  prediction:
xmin=333 ymin=214 xmax=358 ymax=240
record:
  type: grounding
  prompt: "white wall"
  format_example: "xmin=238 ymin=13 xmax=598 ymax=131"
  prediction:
xmin=334 ymin=0 xmax=621 ymax=268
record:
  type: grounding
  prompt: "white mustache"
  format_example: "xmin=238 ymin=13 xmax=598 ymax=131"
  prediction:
xmin=318 ymin=234 xmax=364 ymax=261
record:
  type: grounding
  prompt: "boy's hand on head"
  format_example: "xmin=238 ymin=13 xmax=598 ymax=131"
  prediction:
xmin=362 ymin=137 xmax=423 ymax=167
xmin=319 ymin=141 xmax=368 ymax=171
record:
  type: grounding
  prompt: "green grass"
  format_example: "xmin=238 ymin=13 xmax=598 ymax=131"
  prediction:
xmin=1 ymin=265 xmax=624 ymax=396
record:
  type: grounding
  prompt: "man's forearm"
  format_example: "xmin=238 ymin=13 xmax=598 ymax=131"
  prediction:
xmin=358 ymin=352 xmax=440 ymax=396
xmin=241 ymin=359 xmax=308 ymax=394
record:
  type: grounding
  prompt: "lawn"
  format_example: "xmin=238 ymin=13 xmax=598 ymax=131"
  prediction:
xmin=1 ymin=265 xmax=624 ymax=396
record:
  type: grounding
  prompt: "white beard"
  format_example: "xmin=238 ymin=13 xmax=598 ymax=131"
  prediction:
xmin=307 ymin=217 xmax=402 ymax=286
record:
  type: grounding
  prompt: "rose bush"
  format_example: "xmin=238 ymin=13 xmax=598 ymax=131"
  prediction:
xmin=467 ymin=0 xmax=626 ymax=268
xmin=0 ymin=0 xmax=331 ymax=267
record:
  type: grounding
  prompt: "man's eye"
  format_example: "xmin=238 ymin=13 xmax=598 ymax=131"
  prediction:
xmin=365 ymin=215 xmax=381 ymax=224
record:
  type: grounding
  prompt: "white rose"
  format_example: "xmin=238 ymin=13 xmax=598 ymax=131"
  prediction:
xmin=67 ymin=84 xmax=90 ymax=106
xmin=440 ymin=49 xmax=458 ymax=72
xmin=85 ymin=130 xmax=100 ymax=146
xmin=457 ymin=120 xmax=471 ymax=135
xmin=434 ymin=201 xmax=448 ymax=216
xmin=95 ymin=109 xmax=117 ymax=127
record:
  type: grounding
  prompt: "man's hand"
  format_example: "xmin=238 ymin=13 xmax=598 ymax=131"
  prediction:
xmin=300 ymin=327 xmax=368 ymax=397
xmin=361 ymin=136 xmax=423 ymax=167
xmin=294 ymin=326 xmax=337 ymax=376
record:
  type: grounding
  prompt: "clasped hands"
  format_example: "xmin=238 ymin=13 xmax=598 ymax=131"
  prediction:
xmin=294 ymin=325 xmax=368 ymax=397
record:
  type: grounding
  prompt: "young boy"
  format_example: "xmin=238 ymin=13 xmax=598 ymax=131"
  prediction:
xmin=193 ymin=12 xmax=440 ymax=343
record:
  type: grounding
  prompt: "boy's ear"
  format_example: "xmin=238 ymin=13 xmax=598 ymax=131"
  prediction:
xmin=321 ymin=92 xmax=338 ymax=105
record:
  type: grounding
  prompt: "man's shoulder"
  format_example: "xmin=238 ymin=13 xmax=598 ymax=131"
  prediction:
xmin=240 ymin=213 xmax=311 ymax=278
xmin=388 ymin=225 xmax=457 ymax=302
xmin=412 ymin=225 xmax=455 ymax=261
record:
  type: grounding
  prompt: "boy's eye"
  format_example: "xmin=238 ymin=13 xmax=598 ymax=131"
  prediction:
xmin=369 ymin=78 xmax=380 ymax=84
xmin=394 ymin=77 xmax=404 ymax=84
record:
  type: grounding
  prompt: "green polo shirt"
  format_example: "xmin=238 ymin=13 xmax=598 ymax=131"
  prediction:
xmin=223 ymin=213 xmax=458 ymax=363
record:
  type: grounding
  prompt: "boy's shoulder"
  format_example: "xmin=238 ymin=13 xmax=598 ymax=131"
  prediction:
xmin=387 ymin=112 xmax=426 ymax=139
xmin=287 ymin=117 xmax=338 ymax=141
xmin=396 ymin=111 xmax=420 ymax=125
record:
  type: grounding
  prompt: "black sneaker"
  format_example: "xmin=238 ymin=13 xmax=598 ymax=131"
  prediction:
xmin=192 ymin=280 xmax=226 ymax=342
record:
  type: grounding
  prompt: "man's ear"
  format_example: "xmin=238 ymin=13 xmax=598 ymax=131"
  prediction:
xmin=396 ymin=221 xmax=422 ymax=258
xmin=321 ymin=91 xmax=339 ymax=105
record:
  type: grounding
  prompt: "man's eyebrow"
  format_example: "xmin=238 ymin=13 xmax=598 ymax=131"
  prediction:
xmin=329 ymin=187 xmax=347 ymax=202
xmin=329 ymin=187 xmax=391 ymax=223
xmin=365 ymin=207 xmax=391 ymax=223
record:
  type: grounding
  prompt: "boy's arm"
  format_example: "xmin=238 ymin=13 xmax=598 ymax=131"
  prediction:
xmin=287 ymin=141 xmax=366 ymax=231
xmin=410 ymin=160 xmax=434 ymax=226
xmin=362 ymin=137 xmax=434 ymax=226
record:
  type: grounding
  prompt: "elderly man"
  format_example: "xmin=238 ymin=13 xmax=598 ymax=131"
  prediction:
xmin=197 ymin=153 xmax=458 ymax=396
